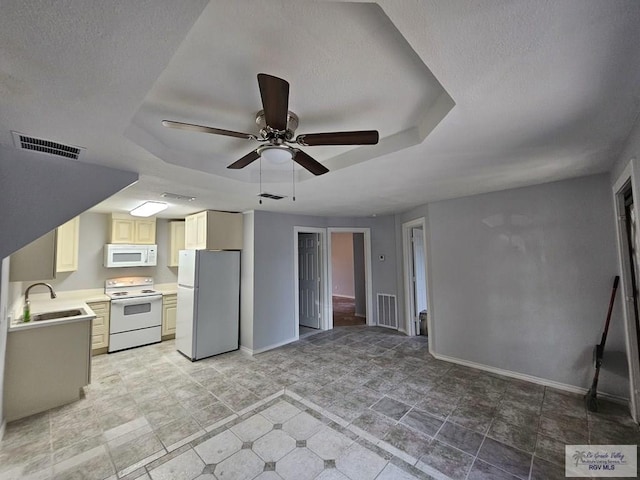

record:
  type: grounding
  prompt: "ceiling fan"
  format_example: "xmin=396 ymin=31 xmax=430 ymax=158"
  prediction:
xmin=162 ymin=73 xmax=379 ymax=176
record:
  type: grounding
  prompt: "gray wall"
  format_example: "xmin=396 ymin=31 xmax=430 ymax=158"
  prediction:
xmin=10 ymin=212 xmax=178 ymax=293
xmin=610 ymin=112 xmax=640 ymax=185
xmin=0 ymin=145 xmax=137 ymax=260
xmin=249 ymin=211 xmax=397 ymax=351
xmin=425 ymin=174 xmax=628 ymax=397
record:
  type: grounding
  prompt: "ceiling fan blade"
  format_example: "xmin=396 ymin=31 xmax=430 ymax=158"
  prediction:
xmin=162 ymin=120 xmax=255 ymax=140
xmin=257 ymin=73 xmax=289 ymax=131
xmin=296 ymin=130 xmax=379 ymax=146
xmin=227 ymin=150 xmax=260 ymax=169
xmin=293 ymin=150 xmax=329 ymax=176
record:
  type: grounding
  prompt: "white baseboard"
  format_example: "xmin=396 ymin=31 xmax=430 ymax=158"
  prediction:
xmin=250 ymin=337 xmax=298 ymax=355
xmin=0 ymin=419 xmax=5 ymax=442
xmin=432 ymin=352 xmax=629 ymax=405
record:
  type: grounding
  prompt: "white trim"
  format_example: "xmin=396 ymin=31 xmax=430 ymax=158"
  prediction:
xmin=331 ymin=294 xmax=356 ymax=299
xmin=251 ymin=337 xmax=298 ymax=355
xmin=433 ymin=352 xmax=629 ymax=405
xmin=401 ymin=217 xmax=433 ymax=353
xmin=239 ymin=345 xmax=253 ymax=356
xmin=327 ymin=227 xmax=373 ymax=327
xmin=611 ymin=158 xmax=640 ymax=422
xmin=293 ymin=227 xmax=329 ymax=336
xmin=0 ymin=420 xmax=5 ymax=442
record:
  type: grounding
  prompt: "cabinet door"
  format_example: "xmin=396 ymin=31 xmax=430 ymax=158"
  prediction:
xmin=9 ymin=230 xmax=57 ymax=281
xmin=169 ymin=221 xmax=185 ymax=267
xmin=195 ymin=212 xmax=207 ymax=249
xmin=111 ymin=218 xmax=135 ymax=243
xmin=134 ymin=219 xmax=156 ymax=244
xmin=184 ymin=214 xmax=200 ymax=250
xmin=56 ymin=217 xmax=80 ymax=272
xmin=162 ymin=295 xmax=177 ymax=336
xmin=88 ymin=301 xmax=110 ymax=352
xmin=206 ymin=211 xmax=243 ymax=250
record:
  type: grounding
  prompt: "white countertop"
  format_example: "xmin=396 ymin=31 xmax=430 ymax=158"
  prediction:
xmin=9 ymin=285 xmax=178 ymax=330
xmin=9 ymin=297 xmax=96 ymax=332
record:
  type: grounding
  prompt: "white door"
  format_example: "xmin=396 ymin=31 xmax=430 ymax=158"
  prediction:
xmin=299 ymin=233 xmax=320 ymax=328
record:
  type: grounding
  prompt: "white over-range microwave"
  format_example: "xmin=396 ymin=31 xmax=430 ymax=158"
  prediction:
xmin=104 ymin=244 xmax=157 ymax=268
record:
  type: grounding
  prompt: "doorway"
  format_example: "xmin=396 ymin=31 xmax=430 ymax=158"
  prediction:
xmin=613 ymin=170 xmax=640 ymax=422
xmin=327 ymin=227 xmax=374 ymax=329
xmin=402 ymin=218 xmax=431 ymax=347
xmin=330 ymin=232 xmax=366 ymax=326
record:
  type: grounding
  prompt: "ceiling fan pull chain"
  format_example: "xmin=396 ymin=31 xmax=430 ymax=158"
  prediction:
xmin=292 ymin=160 xmax=296 ymax=201
xmin=259 ymin=156 xmax=263 ymax=205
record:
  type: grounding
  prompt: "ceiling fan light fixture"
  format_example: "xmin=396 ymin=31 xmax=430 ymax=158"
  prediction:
xmin=258 ymin=145 xmax=293 ymax=164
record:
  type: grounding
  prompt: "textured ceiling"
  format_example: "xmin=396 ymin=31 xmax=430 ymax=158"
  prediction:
xmin=1 ymin=0 xmax=640 ymax=218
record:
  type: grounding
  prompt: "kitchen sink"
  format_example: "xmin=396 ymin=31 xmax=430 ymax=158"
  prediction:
xmin=31 ymin=309 xmax=85 ymax=322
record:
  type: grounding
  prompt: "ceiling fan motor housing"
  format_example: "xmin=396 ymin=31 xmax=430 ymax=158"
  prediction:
xmin=256 ymin=110 xmax=299 ymax=141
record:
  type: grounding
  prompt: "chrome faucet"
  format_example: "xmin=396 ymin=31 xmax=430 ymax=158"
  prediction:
xmin=25 ymin=282 xmax=57 ymax=301
xmin=23 ymin=283 xmax=57 ymax=322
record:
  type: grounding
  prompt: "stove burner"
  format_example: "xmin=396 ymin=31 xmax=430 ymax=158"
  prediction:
xmin=141 ymin=289 xmax=155 ymax=293
xmin=111 ymin=292 xmax=128 ymax=297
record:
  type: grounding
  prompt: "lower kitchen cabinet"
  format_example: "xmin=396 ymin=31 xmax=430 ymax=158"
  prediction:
xmin=5 ymin=319 xmax=92 ymax=421
xmin=162 ymin=294 xmax=177 ymax=339
xmin=88 ymin=301 xmax=110 ymax=354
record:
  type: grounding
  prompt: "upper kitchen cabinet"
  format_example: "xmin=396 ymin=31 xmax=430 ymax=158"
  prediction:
xmin=56 ymin=216 xmax=80 ymax=272
xmin=168 ymin=220 xmax=185 ymax=267
xmin=184 ymin=210 xmax=243 ymax=250
xmin=10 ymin=216 xmax=80 ymax=281
xmin=109 ymin=213 xmax=156 ymax=244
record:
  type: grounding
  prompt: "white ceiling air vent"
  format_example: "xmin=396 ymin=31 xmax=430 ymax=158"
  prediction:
xmin=161 ymin=192 xmax=196 ymax=202
xmin=258 ymin=193 xmax=286 ymax=200
xmin=12 ymin=131 xmax=84 ymax=160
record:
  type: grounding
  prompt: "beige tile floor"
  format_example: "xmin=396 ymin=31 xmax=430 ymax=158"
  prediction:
xmin=0 ymin=326 xmax=639 ymax=480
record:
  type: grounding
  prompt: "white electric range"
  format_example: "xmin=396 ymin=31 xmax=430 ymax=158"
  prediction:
xmin=105 ymin=277 xmax=163 ymax=352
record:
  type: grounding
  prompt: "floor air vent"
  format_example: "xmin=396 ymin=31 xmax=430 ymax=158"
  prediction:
xmin=12 ymin=131 xmax=83 ymax=160
xmin=377 ymin=293 xmax=398 ymax=329
xmin=258 ymin=192 xmax=286 ymax=200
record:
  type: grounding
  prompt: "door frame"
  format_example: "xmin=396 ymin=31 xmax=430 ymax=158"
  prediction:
xmin=327 ymin=227 xmax=374 ymax=328
xmin=293 ymin=227 xmax=329 ymax=338
xmin=402 ymin=217 xmax=433 ymax=350
xmin=612 ymin=160 xmax=640 ymax=422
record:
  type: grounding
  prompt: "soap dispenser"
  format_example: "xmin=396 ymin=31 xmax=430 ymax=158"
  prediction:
xmin=23 ymin=299 xmax=31 ymax=322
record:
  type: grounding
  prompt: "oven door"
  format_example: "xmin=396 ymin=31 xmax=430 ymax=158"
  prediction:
xmin=110 ymin=295 xmax=162 ymax=334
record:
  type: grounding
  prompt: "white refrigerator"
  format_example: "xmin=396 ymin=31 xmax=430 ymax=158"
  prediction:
xmin=176 ymin=249 xmax=240 ymax=360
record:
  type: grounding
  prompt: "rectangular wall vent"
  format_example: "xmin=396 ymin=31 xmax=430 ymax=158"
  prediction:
xmin=12 ymin=131 xmax=83 ymax=160
xmin=377 ymin=293 xmax=398 ymax=329
xmin=258 ymin=192 xmax=286 ymax=200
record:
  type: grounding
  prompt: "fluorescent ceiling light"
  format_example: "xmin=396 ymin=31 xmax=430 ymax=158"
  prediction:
xmin=130 ymin=201 xmax=168 ymax=217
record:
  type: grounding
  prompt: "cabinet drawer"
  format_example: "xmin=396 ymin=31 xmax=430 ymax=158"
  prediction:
xmin=92 ymin=316 xmax=106 ymax=328
xmin=163 ymin=295 xmax=177 ymax=306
